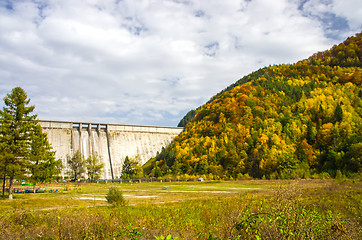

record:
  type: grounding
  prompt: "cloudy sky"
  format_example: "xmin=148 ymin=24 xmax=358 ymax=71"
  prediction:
xmin=0 ymin=0 xmax=361 ymax=127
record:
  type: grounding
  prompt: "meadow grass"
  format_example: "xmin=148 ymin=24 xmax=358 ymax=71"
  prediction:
xmin=0 ymin=179 xmax=360 ymax=239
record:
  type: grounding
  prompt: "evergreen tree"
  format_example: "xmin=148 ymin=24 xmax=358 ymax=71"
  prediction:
xmin=0 ymin=144 xmax=12 ymax=197
xmin=29 ymin=124 xmax=62 ymax=192
xmin=122 ymin=156 xmax=132 ymax=178
xmin=121 ymin=156 xmax=143 ymax=179
xmin=0 ymin=87 xmax=37 ymax=199
xmin=178 ymin=109 xmax=196 ymax=127
xmin=334 ymin=102 xmax=343 ymax=122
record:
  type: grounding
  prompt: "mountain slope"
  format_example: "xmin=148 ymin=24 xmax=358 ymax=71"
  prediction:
xmin=149 ymin=32 xmax=362 ymax=179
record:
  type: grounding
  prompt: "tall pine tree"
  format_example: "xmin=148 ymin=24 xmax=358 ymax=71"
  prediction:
xmin=0 ymin=87 xmax=36 ymax=199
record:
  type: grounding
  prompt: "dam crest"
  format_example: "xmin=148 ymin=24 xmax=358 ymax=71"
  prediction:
xmin=39 ymin=120 xmax=183 ymax=179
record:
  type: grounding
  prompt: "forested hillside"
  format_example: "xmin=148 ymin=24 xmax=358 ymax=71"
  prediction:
xmin=148 ymin=32 xmax=362 ymax=179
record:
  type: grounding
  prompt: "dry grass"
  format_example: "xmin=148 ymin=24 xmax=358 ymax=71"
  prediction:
xmin=0 ymin=179 xmax=361 ymax=239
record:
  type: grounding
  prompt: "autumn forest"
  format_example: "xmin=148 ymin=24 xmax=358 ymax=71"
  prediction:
xmin=146 ymin=32 xmax=362 ymax=180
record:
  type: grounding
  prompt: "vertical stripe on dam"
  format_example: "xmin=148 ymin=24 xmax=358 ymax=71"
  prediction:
xmin=39 ymin=120 xmax=183 ymax=179
xmin=105 ymin=125 xmax=114 ymax=180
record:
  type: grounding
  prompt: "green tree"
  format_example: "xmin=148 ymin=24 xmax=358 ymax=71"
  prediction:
xmin=344 ymin=143 xmax=362 ymax=172
xmin=178 ymin=109 xmax=196 ymax=127
xmin=0 ymin=87 xmax=37 ymax=199
xmin=152 ymin=161 xmax=163 ymax=178
xmin=121 ymin=156 xmax=143 ymax=179
xmin=29 ymin=124 xmax=62 ymax=192
xmin=86 ymin=151 xmax=104 ymax=181
xmin=67 ymin=150 xmax=86 ymax=181
xmin=0 ymin=145 xmax=12 ymax=197
xmin=122 ymin=156 xmax=132 ymax=179
xmin=334 ymin=102 xmax=343 ymax=122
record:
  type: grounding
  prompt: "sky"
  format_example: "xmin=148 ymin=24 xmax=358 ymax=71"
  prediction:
xmin=0 ymin=0 xmax=361 ymax=127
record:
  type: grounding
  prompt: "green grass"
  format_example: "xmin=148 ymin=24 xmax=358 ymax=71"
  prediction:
xmin=0 ymin=181 xmax=267 ymax=210
xmin=0 ymin=179 xmax=361 ymax=239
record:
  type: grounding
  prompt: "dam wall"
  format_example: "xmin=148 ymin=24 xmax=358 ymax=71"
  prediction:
xmin=39 ymin=120 xmax=183 ymax=179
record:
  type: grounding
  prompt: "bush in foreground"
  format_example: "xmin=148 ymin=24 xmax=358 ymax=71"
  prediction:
xmin=105 ymin=187 xmax=127 ymax=207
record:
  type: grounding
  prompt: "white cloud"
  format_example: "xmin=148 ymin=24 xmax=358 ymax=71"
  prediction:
xmin=299 ymin=0 xmax=362 ymax=39
xmin=0 ymin=0 xmax=360 ymax=126
xmin=332 ymin=0 xmax=362 ymax=30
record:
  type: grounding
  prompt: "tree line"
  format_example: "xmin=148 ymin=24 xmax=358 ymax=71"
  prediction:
xmin=66 ymin=152 xmax=143 ymax=180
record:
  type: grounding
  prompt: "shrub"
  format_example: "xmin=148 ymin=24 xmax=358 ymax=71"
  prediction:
xmin=335 ymin=170 xmax=345 ymax=183
xmin=237 ymin=173 xmax=253 ymax=180
xmin=319 ymin=172 xmax=331 ymax=179
xmin=105 ymin=187 xmax=127 ymax=207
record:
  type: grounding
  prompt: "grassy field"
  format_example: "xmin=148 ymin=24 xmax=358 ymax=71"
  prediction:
xmin=0 ymin=179 xmax=361 ymax=239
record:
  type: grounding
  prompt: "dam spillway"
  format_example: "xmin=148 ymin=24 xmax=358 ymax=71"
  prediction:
xmin=39 ymin=120 xmax=183 ymax=179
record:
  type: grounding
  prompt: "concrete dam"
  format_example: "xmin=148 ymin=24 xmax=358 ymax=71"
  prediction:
xmin=39 ymin=120 xmax=183 ymax=179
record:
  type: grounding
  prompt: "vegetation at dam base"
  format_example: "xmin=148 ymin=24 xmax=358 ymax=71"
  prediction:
xmin=147 ymin=32 xmax=362 ymax=180
xmin=0 ymin=179 xmax=360 ymax=239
